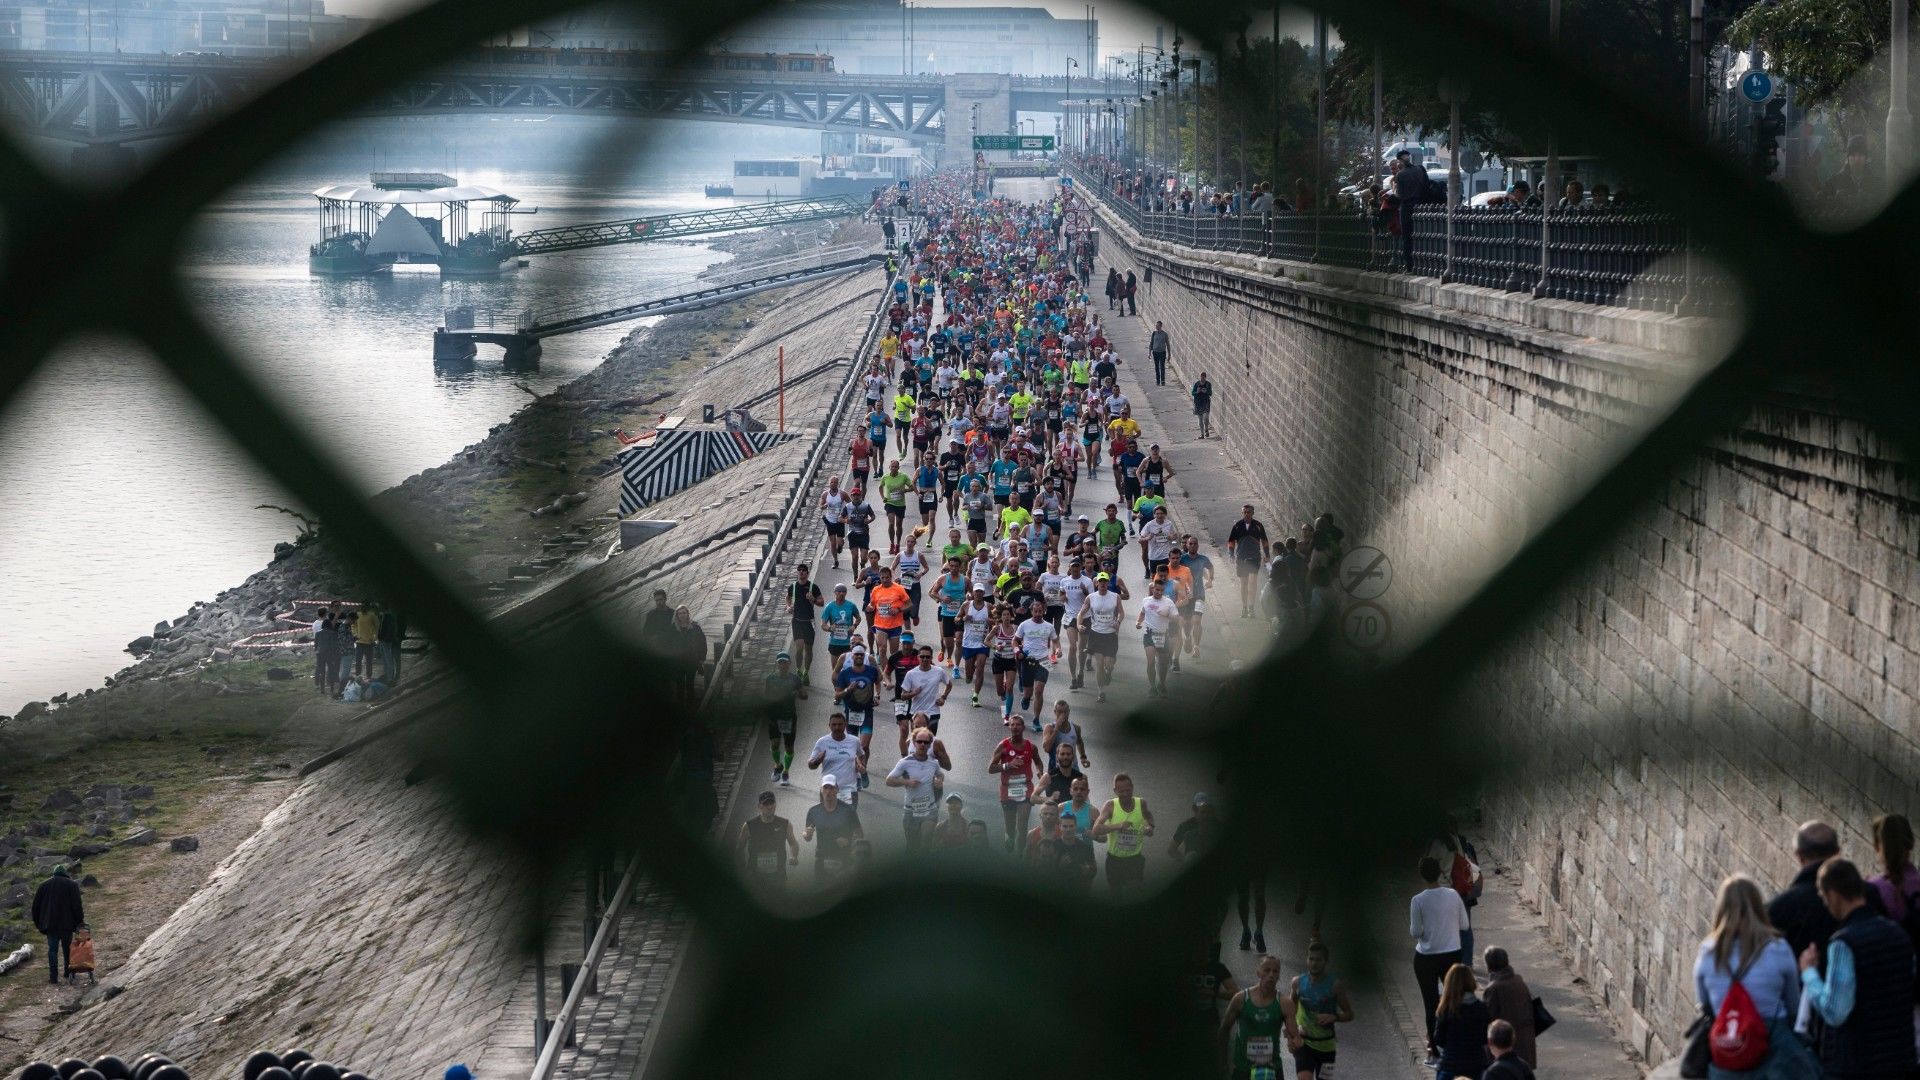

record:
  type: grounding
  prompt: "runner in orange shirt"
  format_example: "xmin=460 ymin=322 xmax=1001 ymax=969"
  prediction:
xmin=866 ymin=567 xmax=913 ymax=667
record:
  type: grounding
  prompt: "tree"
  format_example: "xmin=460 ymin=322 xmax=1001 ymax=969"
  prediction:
xmin=1726 ymin=0 xmax=1919 ymax=136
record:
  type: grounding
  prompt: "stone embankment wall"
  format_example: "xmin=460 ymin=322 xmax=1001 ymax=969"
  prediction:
xmin=1092 ymin=206 xmax=1920 ymax=1063
xmin=24 ymin=259 xmax=889 ymax=1079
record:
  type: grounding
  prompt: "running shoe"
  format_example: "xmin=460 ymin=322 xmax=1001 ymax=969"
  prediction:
xmin=780 ymin=770 xmax=791 ymax=786
xmin=1030 ymin=717 xmax=1042 ymax=732
xmin=858 ymin=771 xmax=870 ymax=790
xmin=1238 ymin=929 xmax=1252 ymax=951
xmin=972 ymin=691 xmax=981 ymax=707
xmin=771 ymin=767 xmax=783 ymax=782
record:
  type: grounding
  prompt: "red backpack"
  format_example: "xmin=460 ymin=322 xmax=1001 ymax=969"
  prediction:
xmin=1709 ymin=950 xmax=1770 ymax=1071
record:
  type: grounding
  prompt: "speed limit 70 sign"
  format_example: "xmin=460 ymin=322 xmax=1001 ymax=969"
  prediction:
xmin=1341 ymin=601 xmax=1392 ymax=651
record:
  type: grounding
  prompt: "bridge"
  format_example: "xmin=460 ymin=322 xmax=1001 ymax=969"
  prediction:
xmin=511 ymin=194 xmax=868 ymax=258
xmin=0 ymin=51 xmax=1110 ymax=157
xmin=433 ymin=245 xmax=885 ymax=362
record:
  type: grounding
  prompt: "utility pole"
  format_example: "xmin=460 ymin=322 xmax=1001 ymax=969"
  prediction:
xmin=1214 ymin=59 xmax=1223 ymax=185
xmin=1373 ymin=43 xmax=1384 ymax=194
xmin=1271 ymin=1 xmax=1281 ymax=185
xmin=1890 ymin=0 xmax=1912 ymax=189
xmin=1313 ymin=11 xmax=1325 ymax=255
xmin=1688 ymin=0 xmax=1706 ymax=141
xmin=1537 ymin=0 xmax=1560 ymax=298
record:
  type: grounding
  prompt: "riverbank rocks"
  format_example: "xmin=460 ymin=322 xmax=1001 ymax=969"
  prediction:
xmin=17 ymin=701 xmax=49 ymax=721
xmin=41 ymin=789 xmax=79 ymax=810
xmin=154 ymin=620 xmax=170 ymax=637
xmin=68 ymin=841 xmax=111 ymax=859
xmin=169 ymin=836 xmax=199 ymax=853
xmin=120 ymin=828 xmax=156 ymax=848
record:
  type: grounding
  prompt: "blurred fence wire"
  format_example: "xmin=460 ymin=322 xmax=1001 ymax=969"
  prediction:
xmin=0 ymin=0 xmax=1915 ymax=1075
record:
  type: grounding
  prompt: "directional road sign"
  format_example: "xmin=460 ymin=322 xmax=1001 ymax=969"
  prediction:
xmin=973 ymin=135 xmax=1056 ymax=151
xmin=1740 ymin=71 xmax=1774 ymax=103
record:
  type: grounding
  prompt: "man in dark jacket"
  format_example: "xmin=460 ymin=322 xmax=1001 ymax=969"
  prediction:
xmin=1390 ymin=150 xmax=1425 ymax=272
xmin=1799 ymin=857 xmax=1919 ymax=1078
xmin=1483 ymin=1019 xmax=1536 ymax=1079
xmin=31 ymin=864 xmax=84 ymax=984
xmin=1769 ymin=820 xmax=1842 ymax=956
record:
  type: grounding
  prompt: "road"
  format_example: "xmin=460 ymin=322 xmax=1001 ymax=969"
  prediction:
xmin=689 ymin=178 xmax=1427 ymax=1079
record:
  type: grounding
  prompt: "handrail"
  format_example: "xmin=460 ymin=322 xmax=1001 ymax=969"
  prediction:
xmin=525 ymin=222 xmax=899 ymax=1080
xmin=527 ymin=851 xmax=642 ymax=1080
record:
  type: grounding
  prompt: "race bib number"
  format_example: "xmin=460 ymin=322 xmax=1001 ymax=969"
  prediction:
xmin=1149 ymin=631 xmax=1169 ymax=649
xmin=878 ymin=603 xmax=897 ymax=618
xmin=1112 ymin=825 xmax=1143 ymax=855
xmin=1245 ymin=1037 xmax=1275 ymax=1065
xmin=822 ymin=855 xmax=847 ymax=872
xmin=1005 ymin=776 xmax=1029 ymax=801
xmin=753 ymin=852 xmax=780 ymax=874
xmin=776 ymin=716 xmax=794 ymax=734
xmin=908 ymin=795 xmax=935 ymax=818
xmin=894 ymin=701 xmax=911 ymax=717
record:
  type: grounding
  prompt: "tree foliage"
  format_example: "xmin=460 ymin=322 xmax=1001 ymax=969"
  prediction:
xmin=1726 ymin=0 xmax=1917 ymax=134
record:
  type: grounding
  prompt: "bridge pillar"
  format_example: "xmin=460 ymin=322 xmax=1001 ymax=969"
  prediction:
xmin=502 ymin=336 xmax=543 ymax=367
xmin=942 ymin=74 xmax=1013 ymax=168
xmin=70 ymin=144 xmax=139 ymax=184
xmin=433 ymin=329 xmax=477 ymax=363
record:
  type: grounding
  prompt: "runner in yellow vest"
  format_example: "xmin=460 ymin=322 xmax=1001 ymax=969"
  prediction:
xmin=1092 ymin=772 xmax=1155 ymax=895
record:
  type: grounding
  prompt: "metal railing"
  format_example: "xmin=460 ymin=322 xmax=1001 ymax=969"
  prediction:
xmin=1064 ymin=158 xmax=1729 ymax=314
xmin=526 ymin=238 xmax=900 ymax=1080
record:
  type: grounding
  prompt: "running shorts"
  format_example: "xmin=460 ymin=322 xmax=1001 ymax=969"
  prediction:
xmin=990 ymin=655 xmax=1018 ymax=675
xmin=1087 ymin=631 xmax=1118 ymax=657
xmin=1019 ymin=657 xmax=1049 ymax=686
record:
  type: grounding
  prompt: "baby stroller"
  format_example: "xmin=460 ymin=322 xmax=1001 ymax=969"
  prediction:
xmin=66 ymin=925 xmax=97 ymax=985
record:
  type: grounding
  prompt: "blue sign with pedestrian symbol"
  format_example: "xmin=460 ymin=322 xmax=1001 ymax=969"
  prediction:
xmin=1741 ymin=71 xmax=1774 ymax=103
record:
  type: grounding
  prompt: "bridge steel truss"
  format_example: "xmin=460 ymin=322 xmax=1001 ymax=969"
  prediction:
xmin=370 ymin=70 xmax=947 ymax=142
xmin=0 ymin=52 xmax=265 ymax=145
xmin=0 ymin=52 xmax=949 ymax=145
xmin=512 ymin=194 xmax=869 ymax=258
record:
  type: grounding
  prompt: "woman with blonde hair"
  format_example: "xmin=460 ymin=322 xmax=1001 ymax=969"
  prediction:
xmin=1691 ymin=873 xmax=1812 ymax=1077
xmin=1432 ymin=963 xmax=1492 ymax=1079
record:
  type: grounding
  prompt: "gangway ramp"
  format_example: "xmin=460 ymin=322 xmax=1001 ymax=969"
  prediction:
xmin=511 ymin=194 xmax=870 ymax=257
xmin=433 ymin=245 xmax=885 ymax=361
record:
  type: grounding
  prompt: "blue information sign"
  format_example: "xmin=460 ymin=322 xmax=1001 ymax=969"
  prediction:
xmin=1741 ymin=71 xmax=1774 ymax=103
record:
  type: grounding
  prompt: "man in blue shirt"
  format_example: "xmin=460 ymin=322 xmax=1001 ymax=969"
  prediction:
xmin=1798 ymin=857 xmax=1919 ymax=1077
xmin=821 ymin=584 xmax=861 ymax=665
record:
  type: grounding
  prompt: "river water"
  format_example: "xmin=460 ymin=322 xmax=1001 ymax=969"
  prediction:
xmin=0 ymin=164 xmax=747 ymax=712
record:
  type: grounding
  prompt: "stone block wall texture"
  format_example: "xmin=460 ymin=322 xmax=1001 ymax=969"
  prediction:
xmin=1093 ymin=211 xmax=1920 ymax=1064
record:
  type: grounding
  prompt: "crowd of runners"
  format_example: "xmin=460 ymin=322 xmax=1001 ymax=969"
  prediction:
xmin=723 ymin=171 xmax=1375 ymax=1080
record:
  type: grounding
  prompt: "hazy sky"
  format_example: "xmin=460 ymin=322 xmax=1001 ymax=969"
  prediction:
xmin=323 ymin=0 xmax=1320 ymax=62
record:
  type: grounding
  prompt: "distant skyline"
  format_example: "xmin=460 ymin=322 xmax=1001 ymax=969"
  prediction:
xmin=323 ymin=0 xmax=1321 ymax=65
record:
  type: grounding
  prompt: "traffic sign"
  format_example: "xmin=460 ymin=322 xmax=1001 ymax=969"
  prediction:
xmin=973 ymin=135 xmax=1056 ymax=151
xmin=1340 ymin=601 xmax=1392 ymax=651
xmin=1337 ymin=546 xmax=1393 ymax=600
xmin=1740 ymin=71 xmax=1774 ymax=103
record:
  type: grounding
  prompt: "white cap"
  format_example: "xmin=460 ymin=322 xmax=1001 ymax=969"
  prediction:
xmin=821 ymin=774 xmax=840 ymax=788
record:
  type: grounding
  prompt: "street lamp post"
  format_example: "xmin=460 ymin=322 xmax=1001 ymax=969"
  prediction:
xmin=1537 ymin=0 xmax=1560 ymax=298
xmin=1890 ymin=0 xmax=1912 ymax=188
xmin=1066 ymin=56 xmax=1079 ymax=152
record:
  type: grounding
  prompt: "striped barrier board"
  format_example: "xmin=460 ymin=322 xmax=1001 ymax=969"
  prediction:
xmin=619 ymin=425 xmax=801 ymax=516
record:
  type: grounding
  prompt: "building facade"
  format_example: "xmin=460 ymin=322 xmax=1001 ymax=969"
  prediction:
xmin=0 ymin=0 xmax=365 ymax=57
xmin=527 ymin=1 xmax=1096 ymax=78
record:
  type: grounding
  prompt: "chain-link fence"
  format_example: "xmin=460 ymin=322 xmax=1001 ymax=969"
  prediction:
xmin=2 ymin=0 xmax=1915 ymax=1076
